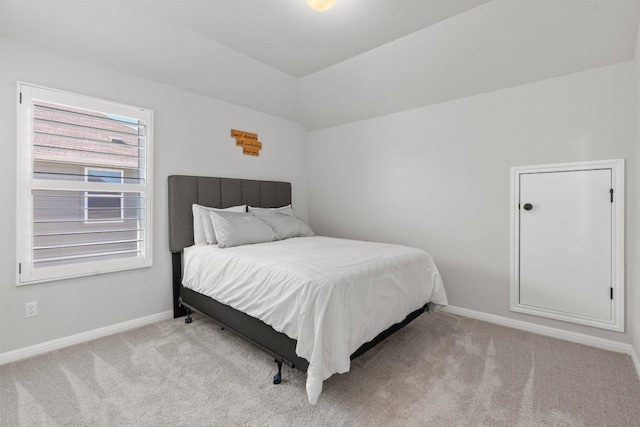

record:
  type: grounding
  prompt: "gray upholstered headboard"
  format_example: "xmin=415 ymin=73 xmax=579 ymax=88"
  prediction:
xmin=168 ymin=175 xmax=292 ymax=253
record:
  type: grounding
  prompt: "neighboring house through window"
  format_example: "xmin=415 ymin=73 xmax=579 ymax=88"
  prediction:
xmin=85 ymin=168 xmax=124 ymax=223
xmin=17 ymin=83 xmax=153 ymax=284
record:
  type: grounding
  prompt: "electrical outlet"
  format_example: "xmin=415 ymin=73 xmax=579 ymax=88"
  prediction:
xmin=25 ymin=301 xmax=37 ymax=318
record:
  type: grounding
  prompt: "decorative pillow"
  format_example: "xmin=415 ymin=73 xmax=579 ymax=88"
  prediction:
xmin=248 ymin=204 xmax=295 ymax=217
xmin=208 ymin=211 xmax=277 ymax=248
xmin=256 ymin=213 xmax=315 ymax=240
xmin=192 ymin=204 xmax=246 ymax=245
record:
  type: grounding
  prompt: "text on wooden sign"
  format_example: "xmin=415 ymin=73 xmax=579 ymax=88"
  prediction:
xmin=231 ymin=129 xmax=262 ymax=156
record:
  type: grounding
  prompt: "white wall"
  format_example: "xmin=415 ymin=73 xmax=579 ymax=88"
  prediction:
xmin=308 ymin=62 xmax=636 ymax=343
xmin=0 ymin=38 xmax=308 ymax=353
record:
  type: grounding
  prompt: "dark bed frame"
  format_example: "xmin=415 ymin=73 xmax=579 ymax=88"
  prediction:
xmin=168 ymin=175 xmax=428 ymax=383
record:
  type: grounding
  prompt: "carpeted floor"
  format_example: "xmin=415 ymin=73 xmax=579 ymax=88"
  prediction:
xmin=1 ymin=311 xmax=639 ymax=426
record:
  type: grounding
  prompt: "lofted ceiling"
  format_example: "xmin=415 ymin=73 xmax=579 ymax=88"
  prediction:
xmin=2 ymin=0 xmax=640 ymax=129
xmin=145 ymin=0 xmax=491 ymax=78
xmin=0 ymin=0 xmax=489 ymax=78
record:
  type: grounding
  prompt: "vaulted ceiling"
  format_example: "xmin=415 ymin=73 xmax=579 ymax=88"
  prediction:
xmin=2 ymin=0 xmax=639 ymax=129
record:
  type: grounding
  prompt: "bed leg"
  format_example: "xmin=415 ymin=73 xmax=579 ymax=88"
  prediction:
xmin=185 ymin=308 xmax=192 ymax=324
xmin=273 ymin=360 xmax=283 ymax=385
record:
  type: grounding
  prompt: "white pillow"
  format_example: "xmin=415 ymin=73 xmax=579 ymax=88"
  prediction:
xmin=208 ymin=211 xmax=277 ymax=248
xmin=256 ymin=213 xmax=315 ymax=240
xmin=192 ymin=204 xmax=246 ymax=245
xmin=248 ymin=204 xmax=295 ymax=217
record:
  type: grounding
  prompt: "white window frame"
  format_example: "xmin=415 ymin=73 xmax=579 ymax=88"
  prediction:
xmin=17 ymin=82 xmax=154 ymax=285
xmin=84 ymin=167 xmax=124 ymax=223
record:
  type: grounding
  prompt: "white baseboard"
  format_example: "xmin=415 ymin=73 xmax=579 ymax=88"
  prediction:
xmin=0 ymin=310 xmax=173 ymax=365
xmin=631 ymin=344 xmax=640 ymax=382
xmin=442 ymin=306 xmax=639 ymax=378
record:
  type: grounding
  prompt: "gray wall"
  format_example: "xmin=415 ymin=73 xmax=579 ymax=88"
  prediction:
xmin=634 ymin=26 xmax=640 ymax=364
xmin=1 ymin=30 xmax=639 ymax=360
xmin=308 ymin=62 xmax=637 ymax=344
xmin=0 ymin=38 xmax=308 ymax=352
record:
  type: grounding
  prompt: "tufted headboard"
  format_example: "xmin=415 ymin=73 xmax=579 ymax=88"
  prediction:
xmin=168 ymin=175 xmax=292 ymax=253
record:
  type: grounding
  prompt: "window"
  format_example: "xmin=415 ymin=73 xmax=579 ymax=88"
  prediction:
xmin=85 ymin=168 xmax=124 ymax=223
xmin=17 ymin=83 xmax=153 ymax=284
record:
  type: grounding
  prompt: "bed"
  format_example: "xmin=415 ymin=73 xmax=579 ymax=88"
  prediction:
xmin=168 ymin=175 xmax=447 ymax=404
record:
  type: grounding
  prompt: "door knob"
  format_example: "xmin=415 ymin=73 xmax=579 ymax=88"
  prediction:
xmin=523 ymin=203 xmax=533 ymax=211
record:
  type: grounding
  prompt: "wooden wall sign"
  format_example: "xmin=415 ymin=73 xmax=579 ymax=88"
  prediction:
xmin=231 ymin=129 xmax=262 ymax=156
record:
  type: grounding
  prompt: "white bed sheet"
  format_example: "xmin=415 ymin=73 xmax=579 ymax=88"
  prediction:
xmin=182 ymin=236 xmax=447 ymax=404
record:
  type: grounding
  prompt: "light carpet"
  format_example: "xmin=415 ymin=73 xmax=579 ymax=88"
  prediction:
xmin=1 ymin=311 xmax=639 ymax=426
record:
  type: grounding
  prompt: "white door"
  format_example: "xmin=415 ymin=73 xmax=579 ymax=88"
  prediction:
xmin=518 ymin=169 xmax=612 ymax=321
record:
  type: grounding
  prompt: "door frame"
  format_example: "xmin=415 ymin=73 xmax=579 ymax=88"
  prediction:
xmin=510 ymin=159 xmax=625 ymax=332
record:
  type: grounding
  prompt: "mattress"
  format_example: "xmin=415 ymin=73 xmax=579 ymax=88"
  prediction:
xmin=182 ymin=236 xmax=447 ymax=404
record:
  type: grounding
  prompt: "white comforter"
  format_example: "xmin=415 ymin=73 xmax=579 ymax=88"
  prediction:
xmin=182 ymin=236 xmax=447 ymax=404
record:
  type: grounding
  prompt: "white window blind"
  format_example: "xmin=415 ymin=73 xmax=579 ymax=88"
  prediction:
xmin=17 ymin=83 xmax=153 ymax=284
